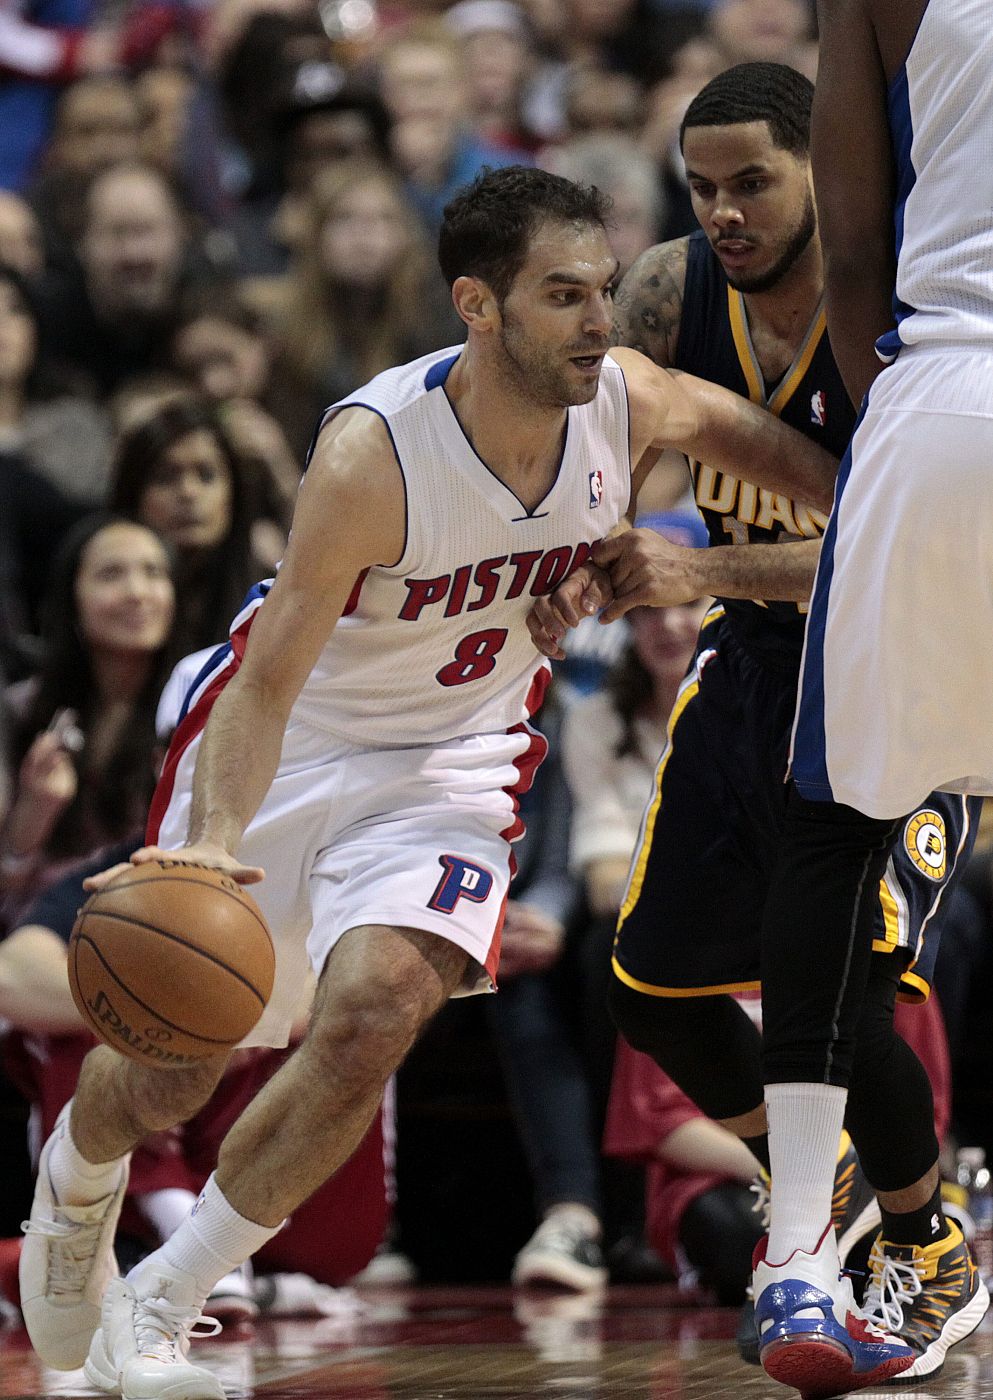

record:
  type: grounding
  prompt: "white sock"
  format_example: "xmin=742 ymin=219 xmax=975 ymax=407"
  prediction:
xmin=766 ymin=1082 xmax=847 ymax=1262
xmin=47 ymin=1103 xmax=128 ymax=1207
xmin=128 ymin=1173 xmax=282 ymax=1308
xmin=136 ymin=1187 xmax=198 ymax=1242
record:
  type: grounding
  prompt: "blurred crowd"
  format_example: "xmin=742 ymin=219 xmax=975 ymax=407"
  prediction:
xmin=1 ymin=0 xmax=991 ymax=1327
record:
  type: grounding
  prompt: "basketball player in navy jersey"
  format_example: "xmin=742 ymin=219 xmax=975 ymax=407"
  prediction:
xmin=531 ymin=61 xmax=986 ymax=1392
xmin=17 ymin=166 xmax=840 ymax=1400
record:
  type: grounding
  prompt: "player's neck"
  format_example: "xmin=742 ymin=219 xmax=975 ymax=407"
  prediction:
xmin=742 ymin=238 xmax=824 ymax=346
xmin=446 ymin=349 xmax=569 ymax=493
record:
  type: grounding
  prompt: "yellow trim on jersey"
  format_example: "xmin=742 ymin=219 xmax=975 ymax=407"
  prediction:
xmin=727 ymin=289 xmax=764 ymax=404
xmin=701 ymin=603 xmax=725 ymax=629
xmin=727 ymin=287 xmax=827 ymax=420
xmin=611 ymin=955 xmax=760 ymax=999
xmin=768 ymin=307 xmax=827 ymax=417
xmin=897 ymin=969 xmax=931 ymax=1004
xmin=875 ymin=876 xmax=901 ymax=949
xmin=618 ymin=676 xmax=700 ymax=928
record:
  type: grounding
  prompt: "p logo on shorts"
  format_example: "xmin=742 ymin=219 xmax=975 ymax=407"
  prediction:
xmin=904 ymin=809 xmax=947 ymax=881
xmin=429 ymin=855 xmax=493 ymax=914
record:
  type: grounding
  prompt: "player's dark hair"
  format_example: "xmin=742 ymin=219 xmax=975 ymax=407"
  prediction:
xmin=438 ymin=165 xmax=612 ymax=303
xmin=680 ymin=62 xmax=813 ymax=157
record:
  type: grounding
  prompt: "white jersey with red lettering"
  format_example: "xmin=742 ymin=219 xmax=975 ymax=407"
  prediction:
xmin=185 ymin=344 xmax=631 ymax=747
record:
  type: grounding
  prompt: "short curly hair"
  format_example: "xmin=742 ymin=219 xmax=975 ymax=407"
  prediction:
xmin=438 ymin=164 xmax=612 ymax=303
xmin=680 ymin=62 xmax=814 ymax=158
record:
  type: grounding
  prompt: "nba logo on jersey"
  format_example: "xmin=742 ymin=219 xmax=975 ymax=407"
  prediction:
xmin=589 ymin=469 xmax=604 ymax=507
xmin=810 ymin=390 xmax=826 ymax=427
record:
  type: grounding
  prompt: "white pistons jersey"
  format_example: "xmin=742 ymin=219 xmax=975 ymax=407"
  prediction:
xmin=878 ymin=0 xmax=993 ymax=359
xmin=278 ymin=345 xmax=629 ymax=745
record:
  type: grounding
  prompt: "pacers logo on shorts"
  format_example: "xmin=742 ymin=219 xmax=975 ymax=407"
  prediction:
xmin=905 ymin=810 xmax=947 ymax=881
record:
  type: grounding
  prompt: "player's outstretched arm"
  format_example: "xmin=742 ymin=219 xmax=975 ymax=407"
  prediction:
xmin=591 ymin=531 xmax=822 ymax=622
xmin=84 ymin=409 xmax=405 ymax=892
xmin=614 ymin=347 xmax=839 ymax=514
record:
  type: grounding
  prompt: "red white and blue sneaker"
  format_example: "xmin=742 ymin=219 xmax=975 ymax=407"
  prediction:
xmin=753 ymin=1223 xmax=914 ymax=1398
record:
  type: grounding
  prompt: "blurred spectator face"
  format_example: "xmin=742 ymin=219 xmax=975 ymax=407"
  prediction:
xmin=460 ymin=27 xmax=530 ymax=116
xmin=318 ymin=176 xmax=412 ymax=290
xmin=137 ymin=68 xmax=194 ymax=175
xmin=682 ymin=118 xmax=815 ymax=293
xmin=286 ymin=109 xmax=381 ymax=193
xmin=0 ymin=195 xmax=44 ymax=280
xmin=628 ymin=600 xmax=708 ymax=687
xmin=0 ymin=275 xmax=36 ymax=388
xmin=49 ymin=78 xmax=143 ymax=177
xmin=379 ymin=38 xmax=466 ymax=125
xmin=608 ymin=183 xmax=659 ymax=277
xmin=81 ymin=167 xmax=184 ymax=321
xmin=565 ymin=0 xmax=635 ymax=41
xmin=565 ymin=66 xmax=643 ymax=135
xmin=493 ymin=216 xmax=615 ymax=408
xmin=137 ymin=428 xmax=234 ymax=550
xmin=172 ymin=316 xmax=269 ymax=402
xmin=75 ymin=522 xmax=175 ymax=655
xmin=710 ymin=0 xmax=811 ymax=64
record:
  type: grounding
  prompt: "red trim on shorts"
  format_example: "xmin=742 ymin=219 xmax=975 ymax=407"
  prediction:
xmin=146 ymin=600 xmax=266 ymax=843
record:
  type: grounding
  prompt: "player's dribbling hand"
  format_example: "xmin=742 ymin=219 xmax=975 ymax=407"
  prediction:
xmin=83 ymin=843 xmax=265 ymax=892
xmin=526 ymin=562 xmax=614 ymax=659
xmin=592 ymin=530 xmax=704 ymax=621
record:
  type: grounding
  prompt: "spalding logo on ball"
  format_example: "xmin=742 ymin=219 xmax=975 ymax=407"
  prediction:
xmin=68 ymin=862 xmax=275 ymax=1068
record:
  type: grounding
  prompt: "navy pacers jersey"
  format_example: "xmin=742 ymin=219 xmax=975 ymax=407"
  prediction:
xmin=674 ymin=230 xmax=853 ymax=664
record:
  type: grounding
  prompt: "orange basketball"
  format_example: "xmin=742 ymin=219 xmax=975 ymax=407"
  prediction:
xmin=68 ymin=861 xmax=275 ymax=1069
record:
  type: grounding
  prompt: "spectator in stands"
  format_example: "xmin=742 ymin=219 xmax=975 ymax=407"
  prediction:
xmin=708 ymin=0 xmax=815 ymax=75
xmin=37 ymin=160 xmax=221 ymax=397
xmin=548 ymin=135 xmax=665 ymax=276
xmin=0 ymin=515 xmax=175 ymax=911
xmin=378 ymin=18 xmax=519 ymax=233
xmin=108 ymin=395 xmax=277 ymax=660
xmin=484 ymin=691 xmax=606 ymax=1291
xmin=270 ymin=159 xmax=461 ymax=458
xmin=0 ymin=195 xmax=45 ymax=281
xmin=445 ymin=1 xmax=540 ymax=159
xmin=0 ymin=264 xmax=112 ymax=504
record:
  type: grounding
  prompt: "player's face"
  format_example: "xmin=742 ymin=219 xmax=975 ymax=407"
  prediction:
xmin=682 ymin=120 xmax=816 ymax=294
xmin=496 ymin=219 xmax=618 ymax=408
xmin=75 ymin=523 xmax=175 ymax=654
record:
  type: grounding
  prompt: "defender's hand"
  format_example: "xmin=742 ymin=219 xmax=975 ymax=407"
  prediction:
xmin=527 ymin=563 xmax=614 ymax=659
xmin=83 ymin=842 xmax=265 ymax=892
xmin=592 ymin=530 xmax=705 ymax=622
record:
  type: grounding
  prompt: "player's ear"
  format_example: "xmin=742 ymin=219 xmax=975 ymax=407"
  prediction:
xmin=452 ymin=275 xmax=500 ymax=333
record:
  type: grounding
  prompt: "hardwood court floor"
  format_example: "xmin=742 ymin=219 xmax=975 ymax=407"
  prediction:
xmin=2 ymin=1286 xmax=992 ymax=1400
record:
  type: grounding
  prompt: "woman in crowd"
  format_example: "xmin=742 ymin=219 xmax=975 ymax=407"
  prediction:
xmin=270 ymin=158 xmax=461 ymax=459
xmin=0 ymin=515 xmax=175 ymax=914
xmin=109 ymin=395 xmax=279 ymax=663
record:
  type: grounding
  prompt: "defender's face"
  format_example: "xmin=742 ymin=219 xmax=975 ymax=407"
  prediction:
xmin=682 ymin=120 xmax=816 ymax=294
xmin=496 ymin=219 xmax=617 ymax=408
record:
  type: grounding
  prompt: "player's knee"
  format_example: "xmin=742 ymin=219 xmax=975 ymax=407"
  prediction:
xmin=115 ymin=1049 xmax=229 ymax=1133
xmin=307 ymin=970 xmax=437 ymax=1086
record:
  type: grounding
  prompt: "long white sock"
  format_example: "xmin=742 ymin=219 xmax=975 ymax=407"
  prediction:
xmin=128 ymin=1173 xmax=282 ymax=1308
xmin=766 ymin=1082 xmax=847 ymax=1262
xmin=47 ymin=1103 xmax=128 ymax=1207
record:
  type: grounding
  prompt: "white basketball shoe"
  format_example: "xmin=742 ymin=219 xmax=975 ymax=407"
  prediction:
xmin=85 ymin=1272 xmax=226 ymax=1400
xmin=19 ymin=1102 xmax=129 ymax=1369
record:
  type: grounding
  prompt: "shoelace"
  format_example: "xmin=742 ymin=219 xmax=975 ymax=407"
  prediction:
xmin=21 ymin=1215 xmax=103 ymax=1298
xmin=863 ymin=1244 xmax=924 ymax=1335
xmin=532 ymin=1218 xmax=598 ymax=1254
xmin=133 ymin=1296 xmax=221 ymax=1363
xmin=749 ymin=1176 xmax=771 ymax=1231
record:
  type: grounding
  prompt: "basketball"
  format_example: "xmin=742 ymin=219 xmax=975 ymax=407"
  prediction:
xmin=68 ymin=861 xmax=275 ymax=1069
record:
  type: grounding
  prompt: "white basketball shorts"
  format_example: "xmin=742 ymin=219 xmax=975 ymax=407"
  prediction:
xmin=792 ymin=342 xmax=993 ymax=818
xmin=149 ymin=710 xmax=546 ymax=1048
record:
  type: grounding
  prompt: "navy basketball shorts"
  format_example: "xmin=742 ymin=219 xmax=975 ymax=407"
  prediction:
xmin=612 ymin=609 xmax=979 ymax=1005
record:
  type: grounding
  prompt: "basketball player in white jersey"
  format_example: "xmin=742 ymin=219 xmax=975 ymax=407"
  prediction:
xmin=745 ymin=2 xmax=993 ymax=1395
xmin=18 ymin=166 xmax=838 ymax=1400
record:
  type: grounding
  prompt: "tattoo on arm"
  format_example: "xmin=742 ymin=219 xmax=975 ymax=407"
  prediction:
xmin=611 ymin=239 xmax=688 ymax=368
